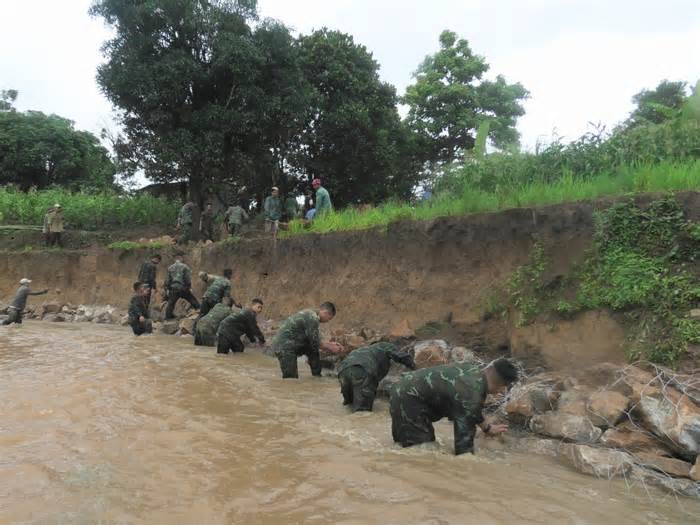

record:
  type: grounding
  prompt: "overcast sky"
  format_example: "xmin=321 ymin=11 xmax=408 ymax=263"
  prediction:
xmin=1 ymin=0 xmax=698 ymax=154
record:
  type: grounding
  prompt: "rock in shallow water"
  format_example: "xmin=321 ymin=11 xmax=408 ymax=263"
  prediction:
xmin=529 ymin=412 xmax=602 ymax=443
xmin=563 ymin=444 xmax=633 ymax=478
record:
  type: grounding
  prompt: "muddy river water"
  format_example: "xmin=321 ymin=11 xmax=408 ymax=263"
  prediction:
xmin=1 ymin=322 xmax=699 ymax=524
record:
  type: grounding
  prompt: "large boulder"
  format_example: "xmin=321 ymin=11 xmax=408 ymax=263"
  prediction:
xmin=76 ymin=305 xmax=95 ymax=321
xmin=505 ymin=374 xmax=564 ymax=424
xmin=448 ymin=346 xmax=478 ymax=364
xmin=412 ymin=340 xmax=450 ymax=369
xmin=530 ymin=412 xmax=602 ymax=443
xmin=179 ymin=316 xmax=197 ymax=335
xmin=691 ymin=456 xmax=700 ymax=481
xmin=563 ymin=444 xmax=633 ymax=478
xmin=160 ymin=320 xmax=179 ymax=335
xmin=93 ymin=305 xmax=118 ymax=324
xmin=40 ymin=301 xmax=63 ymax=318
xmin=599 ymin=421 xmax=666 ymax=453
xmin=173 ymin=299 xmax=194 ymax=319
xmin=634 ymin=389 xmax=700 ymax=458
xmin=586 ymin=390 xmax=629 ymax=428
xmin=633 ymin=452 xmax=693 ymax=478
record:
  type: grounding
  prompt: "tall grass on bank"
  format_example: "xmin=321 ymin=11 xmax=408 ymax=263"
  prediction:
xmin=286 ymin=161 xmax=700 ymax=236
xmin=0 ymin=187 xmax=178 ymax=230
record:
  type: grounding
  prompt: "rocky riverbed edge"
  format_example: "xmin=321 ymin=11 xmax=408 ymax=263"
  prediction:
xmin=6 ymin=301 xmax=700 ymax=499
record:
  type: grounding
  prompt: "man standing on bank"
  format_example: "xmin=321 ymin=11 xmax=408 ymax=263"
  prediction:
xmin=337 ymin=342 xmax=416 ymax=412
xmin=199 ymin=203 xmax=216 ymax=242
xmin=2 ymin=278 xmax=48 ymax=325
xmin=390 ymin=358 xmax=519 ymax=455
xmin=137 ymin=253 xmax=161 ymax=309
xmin=271 ymin=302 xmax=344 ymax=378
xmin=263 ymin=187 xmax=282 ymax=237
xmin=311 ymin=179 xmax=332 ymax=217
xmin=164 ymin=254 xmax=200 ymax=319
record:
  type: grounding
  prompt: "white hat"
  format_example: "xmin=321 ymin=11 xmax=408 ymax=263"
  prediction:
xmin=19 ymin=278 xmax=31 ymax=285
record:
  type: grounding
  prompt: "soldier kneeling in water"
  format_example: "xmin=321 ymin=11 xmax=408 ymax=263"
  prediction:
xmin=216 ymin=298 xmax=266 ymax=354
xmin=128 ymin=282 xmax=153 ymax=336
xmin=390 ymin=358 xmax=519 ymax=455
xmin=337 ymin=342 xmax=416 ymax=412
xmin=195 ymin=297 xmax=232 ymax=347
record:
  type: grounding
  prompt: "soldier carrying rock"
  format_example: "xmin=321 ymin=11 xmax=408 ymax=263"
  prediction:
xmin=216 ymin=298 xmax=266 ymax=354
xmin=2 ymin=278 xmax=48 ymax=325
xmin=194 ymin=298 xmax=232 ymax=346
xmin=198 ymin=269 xmax=240 ymax=316
xmin=271 ymin=302 xmax=344 ymax=378
xmin=128 ymin=282 xmax=153 ymax=336
xmin=337 ymin=342 xmax=416 ymax=412
xmin=164 ymin=254 xmax=200 ymax=319
xmin=390 ymin=358 xmax=519 ymax=455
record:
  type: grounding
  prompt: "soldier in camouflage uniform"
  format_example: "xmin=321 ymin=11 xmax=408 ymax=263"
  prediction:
xmin=198 ymin=269 xmax=240 ymax=316
xmin=271 ymin=302 xmax=343 ymax=378
xmin=389 ymin=358 xmax=519 ymax=455
xmin=2 ymin=278 xmax=48 ymax=325
xmin=164 ymin=254 xmax=200 ymax=319
xmin=224 ymin=201 xmax=249 ymax=237
xmin=137 ymin=253 xmax=161 ymax=309
xmin=199 ymin=203 xmax=216 ymax=242
xmin=337 ymin=342 xmax=416 ymax=412
xmin=177 ymin=202 xmax=195 ymax=244
xmin=194 ymin=298 xmax=232 ymax=346
xmin=128 ymin=282 xmax=153 ymax=336
xmin=216 ymin=298 xmax=266 ymax=354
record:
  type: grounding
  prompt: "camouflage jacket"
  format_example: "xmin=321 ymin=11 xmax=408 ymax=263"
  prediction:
xmin=165 ymin=261 xmax=192 ymax=289
xmin=315 ymin=187 xmax=333 ymax=216
xmin=128 ymin=294 xmax=149 ymax=323
xmin=337 ymin=342 xmax=415 ymax=381
xmin=203 ymin=276 xmax=231 ymax=302
xmin=224 ymin=205 xmax=249 ymax=226
xmin=200 ymin=209 xmax=214 ymax=230
xmin=217 ymin=308 xmax=265 ymax=343
xmin=178 ymin=203 xmax=194 ymax=226
xmin=391 ymin=364 xmax=487 ymax=454
xmin=263 ymin=195 xmax=282 ymax=221
xmin=137 ymin=260 xmax=157 ymax=288
xmin=196 ymin=303 xmax=232 ymax=342
xmin=271 ymin=309 xmax=320 ymax=356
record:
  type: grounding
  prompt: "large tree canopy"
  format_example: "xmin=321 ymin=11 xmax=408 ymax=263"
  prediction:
xmin=403 ymin=30 xmax=528 ymax=165
xmin=628 ymin=79 xmax=688 ymax=126
xmin=0 ymin=96 xmax=115 ymax=191
xmin=291 ymin=29 xmax=419 ymax=206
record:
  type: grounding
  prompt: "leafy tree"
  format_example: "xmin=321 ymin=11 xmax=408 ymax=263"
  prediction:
xmin=0 ymin=90 xmax=18 ymax=112
xmin=629 ymin=79 xmax=688 ymax=126
xmin=403 ymin=30 xmax=528 ymax=165
xmin=0 ymin=103 xmax=115 ymax=191
xmin=291 ymin=29 xmax=419 ymax=206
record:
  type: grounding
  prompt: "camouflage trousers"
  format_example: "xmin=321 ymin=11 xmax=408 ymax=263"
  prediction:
xmin=389 ymin=391 xmax=437 ymax=448
xmin=130 ymin=319 xmax=153 ymax=336
xmin=194 ymin=328 xmax=216 ymax=347
xmin=275 ymin=346 xmax=321 ymax=378
xmin=338 ymin=365 xmax=378 ymax=412
xmin=164 ymin=285 xmax=200 ymax=319
xmin=217 ymin=332 xmax=245 ymax=354
xmin=2 ymin=308 xmax=22 ymax=325
xmin=179 ymin=224 xmax=193 ymax=244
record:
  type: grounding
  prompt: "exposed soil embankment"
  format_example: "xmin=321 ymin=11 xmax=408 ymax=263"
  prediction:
xmin=2 ymin=192 xmax=700 ymax=370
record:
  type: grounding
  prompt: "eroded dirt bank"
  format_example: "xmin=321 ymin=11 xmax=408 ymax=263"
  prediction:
xmin=2 ymin=192 xmax=700 ymax=371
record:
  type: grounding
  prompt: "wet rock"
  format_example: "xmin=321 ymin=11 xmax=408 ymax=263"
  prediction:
xmin=173 ymin=299 xmax=194 ymax=319
xmin=179 ymin=317 xmax=197 ymax=335
xmin=599 ymin=421 xmax=665 ymax=452
xmin=359 ymin=327 xmax=381 ymax=343
xmin=40 ymin=301 xmax=63 ymax=317
xmin=530 ymin=412 xmax=602 ymax=443
xmin=344 ymin=334 xmax=367 ymax=351
xmin=448 ymin=346 xmax=478 ymax=364
xmin=633 ymin=452 xmax=692 ymax=478
xmin=634 ymin=389 xmax=700 ymax=457
xmin=556 ymin=390 xmax=589 ymax=418
xmin=477 ymin=434 xmax=562 ymax=458
xmin=43 ymin=314 xmax=64 ymax=322
xmin=160 ymin=320 xmax=179 ymax=335
xmin=629 ymin=464 xmax=700 ymax=498
xmin=586 ymin=391 xmax=629 ymax=428
xmin=563 ymin=444 xmax=633 ymax=478
xmin=505 ymin=374 xmax=564 ymax=424
xmin=119 ymin=315 xmax=130 ymax=327
xmin=412 ymin=340 xmax=450 ymax=368
xmin=691 ymin=456 xmax=700 ymax=481
xmin=389 ymin=319 xmax=414 ymax=339
xmin=77 ymin=305 xmax=95 ymax=321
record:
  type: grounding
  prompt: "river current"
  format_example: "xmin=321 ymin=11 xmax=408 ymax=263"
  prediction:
xmin=1 ymin=322 xmax=698 ymax=524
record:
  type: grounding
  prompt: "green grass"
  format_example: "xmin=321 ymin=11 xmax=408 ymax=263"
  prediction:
xmin=284 ymin=161 xmax=700 ymax=237
xmin=107 ymin=240 xmax=170 ymax=251
xmin=0 ymin=187 xmax=178 ymax=230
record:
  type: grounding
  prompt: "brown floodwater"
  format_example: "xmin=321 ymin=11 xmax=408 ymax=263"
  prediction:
xmin=1 ymin=322 xmax=698 ymax=524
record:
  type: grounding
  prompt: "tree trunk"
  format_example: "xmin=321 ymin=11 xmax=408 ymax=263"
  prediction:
xmin=189 ymin=171 xmax=203 ymax=241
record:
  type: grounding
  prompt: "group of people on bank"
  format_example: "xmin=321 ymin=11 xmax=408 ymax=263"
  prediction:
xmin=176 ymin=178 xmax=333 ymax=244
xmin=125 ymin=251 xmax=519 ymax=455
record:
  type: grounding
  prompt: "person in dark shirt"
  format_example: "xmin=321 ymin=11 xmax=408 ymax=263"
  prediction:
xmin=199 ymin=203 xmax=216 ymax=242
xmin=390 ymin=358 xmax=519 ymax=455
xmin=216 ymin=298 xmax=266 ymax=354
xmin=337 ymin=342 xmax=416 ymax=412
xmin=2 ymin=278 xmax=48 ymax=325
xmin=137 ymin=254 xmax=161 ymax=309
xmin=128 ymin=282 xmax=152 ymax=336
